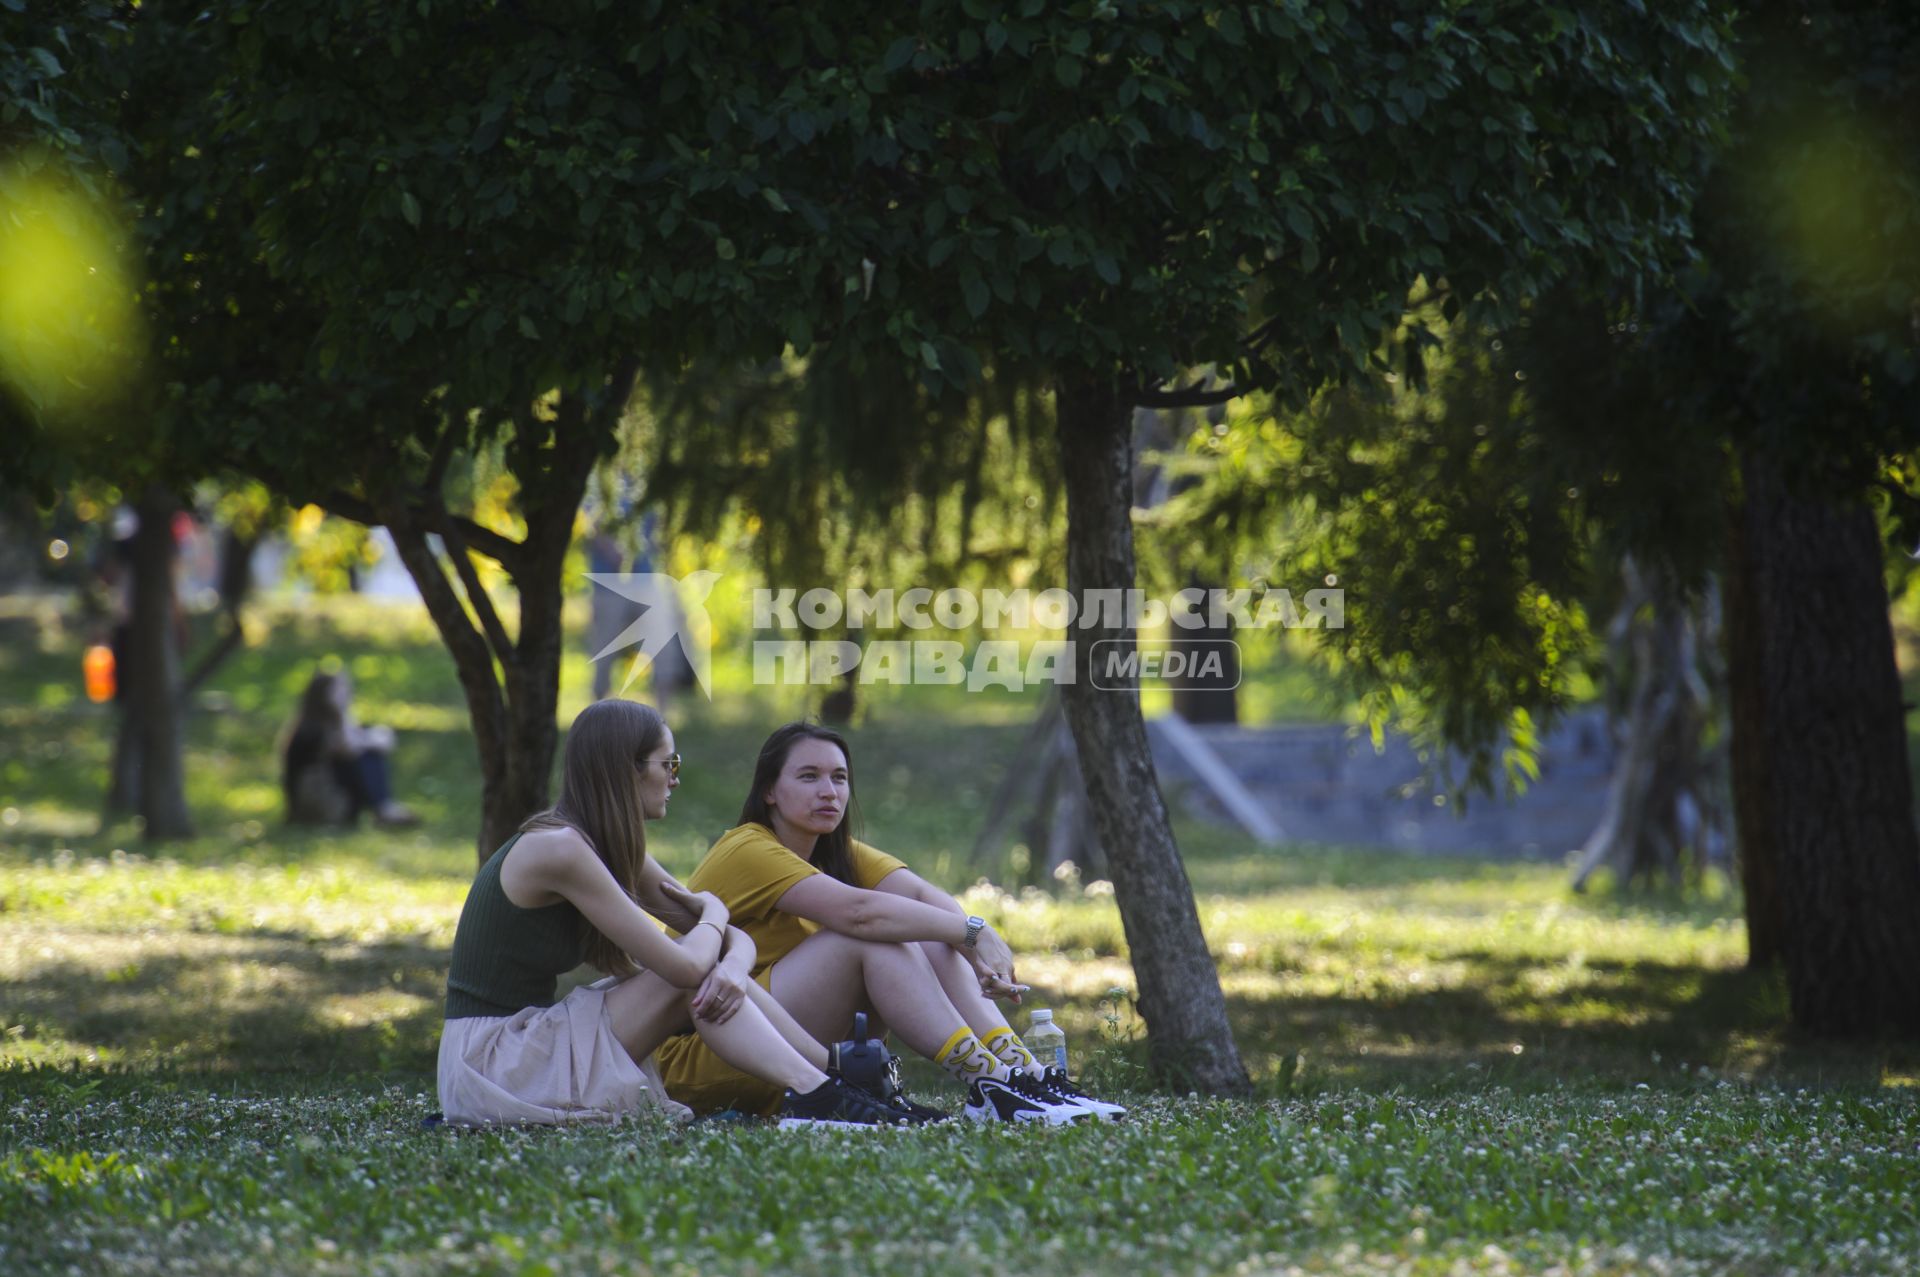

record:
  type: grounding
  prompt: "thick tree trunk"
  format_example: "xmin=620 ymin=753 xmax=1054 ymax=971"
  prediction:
xmin=1055 ymin=373 xmax=1252 ymax=1096
xmin=123 ymin=487 xmax=193 ymax=839
xmin=1735 ymin=456 xmax=1920 ymax=1035
xmin=1724 ymin=491 xmax=1785 ymax=968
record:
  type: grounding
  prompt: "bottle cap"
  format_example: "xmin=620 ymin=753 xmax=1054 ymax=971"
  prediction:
xmin=1030 ymin=1008 xmax=1053 ymax=1023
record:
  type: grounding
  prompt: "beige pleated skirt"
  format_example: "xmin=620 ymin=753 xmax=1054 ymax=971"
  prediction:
xmin=437 ymin=977 xmax=694 ymax=1127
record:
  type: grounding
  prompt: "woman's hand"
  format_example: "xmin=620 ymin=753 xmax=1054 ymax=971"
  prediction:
xmin=690 ymin=959 xmax=748 ymax=1023
xmin=661 ymin=880 xmax=728 ymax=928
xmin=966 ymin=924 xmax=1018 ymax=992
xmin=975 ymin=969 xmax=1028 ymax=1004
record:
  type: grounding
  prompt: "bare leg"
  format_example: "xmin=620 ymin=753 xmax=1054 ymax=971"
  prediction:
xmin=601 ymin=969 xmax=825 ymax=1094
xmin=918 ymin=941 xmax=1016 ymax=1042
xmin=741 ymin=980 xmax=829 ymax=1071
xmin=769 ymin=931 xmax=969 ymax=1061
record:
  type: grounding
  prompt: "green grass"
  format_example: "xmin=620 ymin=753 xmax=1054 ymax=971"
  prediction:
xmin=3 ymin=590 xmax=1917 ymax=1275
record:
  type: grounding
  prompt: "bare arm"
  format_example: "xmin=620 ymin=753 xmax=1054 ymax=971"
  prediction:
xmin=777 ymin=871 xmax=1016 ymax=985
xmin=634 ymin=855 xmax=701 ymax=933
xmin=875 ymin=869 xmax=1026 ymax=999
xmin=778 ymin=872 xmax=971 ymax=944
xmin=689 ymin=927 xmax=757 ymax=1024
xmin=505 ymin=832 xmax=727 ymax=989
xmin=872 ymin=867 xmax=965 ymax=915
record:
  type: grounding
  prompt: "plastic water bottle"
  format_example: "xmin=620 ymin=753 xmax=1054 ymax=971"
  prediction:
xmin=1026 ymin=1008 xmax=1067 ymax=1074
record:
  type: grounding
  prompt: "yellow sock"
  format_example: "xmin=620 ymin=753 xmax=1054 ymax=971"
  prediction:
xmin=982 ymin=1026 xmax=1040 ymax=1075
xmin=935 ymin=1027 xmax=1008 ymax=1085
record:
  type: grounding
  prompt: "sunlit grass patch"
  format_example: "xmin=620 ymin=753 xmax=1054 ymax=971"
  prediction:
xmin=5 ymin=590 xmax=1920 ymax=1273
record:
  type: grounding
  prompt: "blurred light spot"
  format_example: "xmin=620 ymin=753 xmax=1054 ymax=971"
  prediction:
xmin=0 ymin=159 xmax=145 ymax=421
xmin=47 ymin=538 xmax=70 ymax=561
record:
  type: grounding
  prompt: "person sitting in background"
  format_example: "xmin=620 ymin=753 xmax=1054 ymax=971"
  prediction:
xmin=282 ymin=665 xmax=419 ymax=828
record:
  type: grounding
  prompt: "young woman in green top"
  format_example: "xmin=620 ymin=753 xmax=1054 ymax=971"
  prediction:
xmin=436 ymin=699 xmax=901 ymax=1128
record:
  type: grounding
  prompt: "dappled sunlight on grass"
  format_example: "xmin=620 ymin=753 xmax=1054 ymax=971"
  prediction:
xmin=3 ymin=590 xmax=1910 ymax=1095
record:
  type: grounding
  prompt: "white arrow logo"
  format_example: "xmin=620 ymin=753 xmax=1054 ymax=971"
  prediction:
xmin=585 ymin=571 xmax=721 ymax=700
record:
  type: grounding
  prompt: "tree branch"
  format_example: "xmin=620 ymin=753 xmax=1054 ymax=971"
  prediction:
xmin=319 ymin=489 xmax=527 ymax=573
xmin=436 ymin=508 xmax=518 ymax=670
xmin=1130 ymin=378 xmax=1266 ymax=410
xmin=179 ymin=615 xmax=247 ymax=700
xmin=386 ymin=510 xmax=508 ymax=743
xmin=423 ymin=414 xmax=462 ymax=492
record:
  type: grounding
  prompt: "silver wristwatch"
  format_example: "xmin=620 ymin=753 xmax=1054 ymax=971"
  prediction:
xmin=963 ymin=915 xmax=986 ymax=948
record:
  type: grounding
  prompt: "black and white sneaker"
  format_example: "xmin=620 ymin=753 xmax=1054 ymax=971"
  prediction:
xmin=1041 ymin=1066 xmax=1126 ymax=1121
xmin=963 ymin=1075 xmax=1088 ymax=1125
xmin=777 ymin=1077 xmax=912 ymax=1129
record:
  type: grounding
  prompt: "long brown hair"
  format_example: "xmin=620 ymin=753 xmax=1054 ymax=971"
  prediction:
xmin=280 ymin=666 xmax=347 ymax=803
xmin=738 ymin=722 xmax=862 ymax=885
xmin=521 ymin=698 xmax=666 ymax=977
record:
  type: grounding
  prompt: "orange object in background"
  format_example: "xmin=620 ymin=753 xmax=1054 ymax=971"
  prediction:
xmin=83 ymin=643 xmax=115 ymax=702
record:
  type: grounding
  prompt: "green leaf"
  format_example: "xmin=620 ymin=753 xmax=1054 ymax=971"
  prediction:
xmin=918 ymin=339 xmax=941 ymax=370
xmin=1285 ymin=205 xmax=1314 ymax=241
xmin=963 ymin=272 xmax=990 ymax=318
xmin=517 ymin=315 xmax=540 ymax=340
xmin=715 ymin=237 xmax=737 ymax=260
xmin=763 ymin=188 xmax=791 ymax=213
xmin=883 ymin=37 xmax=918 ymax=72
xmin=389 ymin=310 xmax=415 ymax=341
xmin=1486 ymin=66 xmax=1515 ymax=92
xmin=399 ymin=191 xmax=421 ymax=229
xmin=27 ymin=47 xmax=62 ymax=77
xmin=1092 ymin=253 xmax=1120 ymax=285
xmin=1055 ymin=57 xmax=1084 ymax=88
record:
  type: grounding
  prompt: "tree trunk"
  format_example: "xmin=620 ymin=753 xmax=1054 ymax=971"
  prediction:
xmin=123 ymin=486 xmax=193 ymax=839
xmin=1571 ymin=559 xmax=1725 ymax=892
xmin=376 ymin=370 xmax=634 ymax=865
xmin=1169 ymin=577 xmax=1240 ymax=725
xmin=1723 ymin=496 xmax=1785 ymax=968
xmin=1735 ymin=455 xmax=1920 ymax=1035
xmin=1055 ymin=373 xmax=1252 ymax=1096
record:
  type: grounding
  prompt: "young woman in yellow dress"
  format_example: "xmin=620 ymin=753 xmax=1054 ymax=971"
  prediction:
xmin=656 ymin=722 xmax=1125 ymax=1124
xmin=436 ymin=701 xmax=904 ymax=1128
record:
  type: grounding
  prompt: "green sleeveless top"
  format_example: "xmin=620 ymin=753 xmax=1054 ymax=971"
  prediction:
xmin=445 ymin=834 xmax=589 ymax=1020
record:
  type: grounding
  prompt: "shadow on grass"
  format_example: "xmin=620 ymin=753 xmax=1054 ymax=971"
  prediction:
xmin=1212 ymin=952 xmax=1916 ymax=1092
xmin=2 ymin=928 xmax=450 ymax=1075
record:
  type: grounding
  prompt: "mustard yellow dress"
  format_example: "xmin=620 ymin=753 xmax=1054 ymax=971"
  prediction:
xmin=654 ymin=822 xmax=907 ymax=1114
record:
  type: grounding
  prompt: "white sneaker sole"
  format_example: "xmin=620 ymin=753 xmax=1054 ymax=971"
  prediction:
xmin=775 ymin=1117 xmax=903 ymax=1130
xmin=962 ymin=1105 xmax=1085 ymax=1126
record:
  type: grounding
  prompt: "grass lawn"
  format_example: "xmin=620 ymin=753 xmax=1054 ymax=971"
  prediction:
xmin=3 ymin=591 xmax=1916 ymax=1275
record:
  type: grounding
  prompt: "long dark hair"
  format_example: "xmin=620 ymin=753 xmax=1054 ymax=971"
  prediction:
xmin=739 ymin=721 xmax=862 ymax=885
xmin=281 ymin=667 xmax=347 ymax=798
xmin=522 ymin=698 xmax=667 ymax=977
